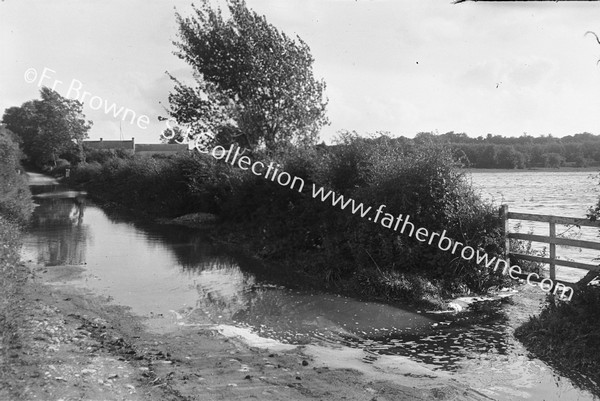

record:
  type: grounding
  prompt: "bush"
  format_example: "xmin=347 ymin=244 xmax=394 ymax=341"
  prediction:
xmin=50 ymin=158 xmax=71 ymax=177
xmin=70 ymin=161 xmax=102 ymax=184
xmin=67 ymin=133 xmax=508 ymax=303
xmin=0 ymin=127 xmax=32 ymax=392
xmin=69 ymin=152 xmax=221 ymax=217
xmin=0 ymin=128 xmax=33 ymax=223
xmin=515 ymin=287 xmax=600 ymax=395
xmin=216 ymin=134 xmax=507 ymax=296
xmin=329 ymin=136 xmax=505 ymax=293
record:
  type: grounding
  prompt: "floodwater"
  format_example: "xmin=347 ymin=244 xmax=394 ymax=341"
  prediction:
xmin=21 ymin=171 xmax=600 ymax=400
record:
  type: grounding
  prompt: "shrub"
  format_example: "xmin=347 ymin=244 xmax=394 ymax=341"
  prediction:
xmin=67 ymin=133 xmax=508 ymax=302
xmin=69 ymin=161 xmax=102 ymax=184
xmin=216 ymin=135 xmax=506 ymax=296
xmin=70 ymin=152 xmax=222 ymax=217
xmin=50 ymin=158 xmax=71 ymax=177
xmin=0 ymin=128 xmax=33 ymax=223
xmin=337 ymin=138 xmax=506 ymax=293
xmin=0 ymin=127 xmax=32 ymax=389
xmin=515 ymin=287 xmax=600 ymax=395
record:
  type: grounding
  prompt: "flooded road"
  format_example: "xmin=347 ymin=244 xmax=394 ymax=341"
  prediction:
xmin=21 ymin=172 xmax=599 ymax=400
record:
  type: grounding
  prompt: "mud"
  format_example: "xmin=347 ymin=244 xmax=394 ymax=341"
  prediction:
xmin=1 ymin=263 xmax=490 ymax=401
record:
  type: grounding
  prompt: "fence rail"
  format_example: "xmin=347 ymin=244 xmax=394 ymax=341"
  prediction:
xmin=500 ymin=205 xmax=600 ymax=288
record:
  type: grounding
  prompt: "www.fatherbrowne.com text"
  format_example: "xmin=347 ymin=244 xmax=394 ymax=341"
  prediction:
xmin=194 ymin=141 xmax=574 ymax=300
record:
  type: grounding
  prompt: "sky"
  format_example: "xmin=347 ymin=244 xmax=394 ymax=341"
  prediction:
xmin=2 ymin=0 xmax=600 ymax=144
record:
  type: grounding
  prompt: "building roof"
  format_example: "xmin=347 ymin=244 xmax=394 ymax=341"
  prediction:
xmin=84 ymin=140 xmax=134 ymax=150
xmin=135 ymin=144 xmax=188 ymax=152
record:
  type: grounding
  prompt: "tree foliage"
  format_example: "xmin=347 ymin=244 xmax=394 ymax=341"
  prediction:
xmin=166 ymin=0 xmax=328 ymax=151
xmin=393 ymin=131 xmax=600 ymax=169
xmin=2 ymin=87 xmax=92 ymax=168
xmin=0 ymin=125 xmax=32 ymax=222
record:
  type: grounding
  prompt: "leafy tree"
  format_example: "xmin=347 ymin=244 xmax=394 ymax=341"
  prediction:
xmin=478 ymin=144 xmax=498 ymax=168
xmin=160 ymin=124 xmax=188 ymax=145
xmin=574 ymin=155 xmax=589 ymax=167
xmin=414 ymin=132 xmax=437 ymax=145
xmin=543 ymin=152 xmax=564 ymax=168
xmin=496 ymin=146 xmax=526 ymax=169
xmin=0 ymin=125 xmax=33 ymax=222
xmin=2 ymin=87 xmax=92 ymax=168
xmin=166 ymin=0 xmax=328 ymax=151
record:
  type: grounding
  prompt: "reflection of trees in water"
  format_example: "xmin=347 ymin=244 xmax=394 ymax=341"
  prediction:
xmin=185 ymin=264 xmax=308 ymax=326
xmin=234 ymin=290 xmax=322 ymax=330
xmin=29 ymin=198 xmax=88 ymax=266
xmin=97 ymin=209 xmax=234 ymax=271
xmin=97 ymin=207 xmax=302 ymax=288
xmin=191 ymin=264 xmax=256 ymax=321
xmin=32 ymin=197 xmax=84 ymax=226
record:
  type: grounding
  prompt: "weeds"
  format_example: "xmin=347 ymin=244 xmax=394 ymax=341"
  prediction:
xmin=68 ymin=135 xmax=510 ymax=306
xmin=515 ymin=287 xmax=600 ymax=396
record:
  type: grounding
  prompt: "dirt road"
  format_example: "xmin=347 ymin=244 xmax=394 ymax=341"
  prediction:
xmin=1 ymin=263 xmax=490 ymax=401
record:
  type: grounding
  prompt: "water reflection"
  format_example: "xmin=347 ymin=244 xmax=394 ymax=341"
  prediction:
xmin=193 ymin=263 xmax=257 ymax=321
xmin=229 ymin=289 xmax=435 ymax=344
xmin=21 ymin=174 xmax=599 ymax=401
xmin=25 ymin=195 xmax=88 ymax=266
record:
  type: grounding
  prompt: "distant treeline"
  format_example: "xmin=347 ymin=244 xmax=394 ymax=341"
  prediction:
xmin=385 ymin=131 xmax=600 ymax=169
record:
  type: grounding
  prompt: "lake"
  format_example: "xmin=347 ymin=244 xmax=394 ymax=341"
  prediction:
xmin=469 ymin=169 xmax=600 ymax=283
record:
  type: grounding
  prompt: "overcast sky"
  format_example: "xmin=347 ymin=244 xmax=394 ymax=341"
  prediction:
xmin=2 ymin=0 xmax=600 ymax=143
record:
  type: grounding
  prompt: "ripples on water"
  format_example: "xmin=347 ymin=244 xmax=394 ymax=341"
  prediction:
xmin=21 ymin=172 xmax=600 ymax=400
xmin=470 ymin=170 xmax=600 ymax=283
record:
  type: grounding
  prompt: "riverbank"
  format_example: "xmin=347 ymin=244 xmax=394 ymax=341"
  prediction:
xmin=0 ymin=129 xmax=34 ymax=399
xmin=514 ymin=287 xmax=600 ymax=395
xmin=9 ymin=171 xmax=600 ymax=400
xmin=64 ymin=141 xmax=513 ymax=310
xmin=2 ymin=261 xmax=490 ymax=401
xmin=70 ymin=170 xmax=600 ymax=398
xmin=0 ymin=218 xmax=28 ymax=399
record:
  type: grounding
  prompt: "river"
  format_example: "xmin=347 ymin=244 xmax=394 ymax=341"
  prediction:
xmin=20 ymin=171 xmax=600 ymax=401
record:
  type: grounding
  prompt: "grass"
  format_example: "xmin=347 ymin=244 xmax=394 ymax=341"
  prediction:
xmin=67 ymin=140 xmax=516 ymax=308
xmin=0 ymin=216 xmax=26 ymax=357
xmin=0 ymin=128 xmax=33 ymax=393
xmin=515 ymin=288 xmax=600 ymax=395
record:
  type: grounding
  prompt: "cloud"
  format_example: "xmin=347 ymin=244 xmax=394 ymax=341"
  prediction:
xmin=505 ymin=58 xmax=554 ymax=88
xmin=3 ymin=0 xmax=600 ymax=142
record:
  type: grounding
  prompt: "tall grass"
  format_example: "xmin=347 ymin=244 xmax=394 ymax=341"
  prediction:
xmin=0 ymin=127 xmax=33 ymax=391
xmin=69 ymin=153 xmax=223 ymax=217
xmin=0 ymin=129 xmax=33 ymax=222
xmin=515 ymin=287 xmax=600 ymax=395
xmin=69 ymin=135 xmax=508 ymax=306
xmin=216 ymin=134 xmax=508 ymax=303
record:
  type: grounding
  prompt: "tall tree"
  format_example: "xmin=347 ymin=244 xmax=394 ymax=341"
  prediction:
xmin=166 ymin=0 xmax=328 ymax=151
xmin=2 ymin=87 xmax=92 ymax=167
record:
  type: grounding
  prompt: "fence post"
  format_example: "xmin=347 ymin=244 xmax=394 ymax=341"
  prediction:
xmin=499 ymin=204 xmax=510 ymax=264
xmin=549 ymin=219 xmax=556 ymax=280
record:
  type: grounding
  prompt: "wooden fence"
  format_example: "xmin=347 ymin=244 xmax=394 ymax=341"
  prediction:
xmin=500 ymin=205 xmax=600 ymax=288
